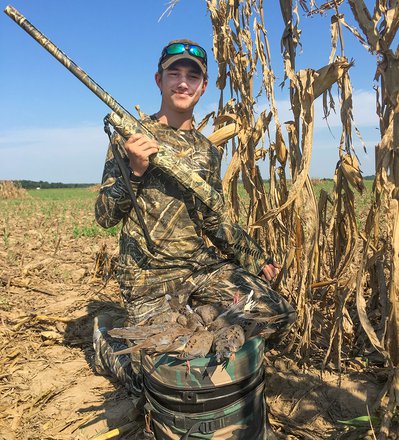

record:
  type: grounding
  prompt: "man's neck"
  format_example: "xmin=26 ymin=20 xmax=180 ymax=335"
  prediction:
xmin=155 ymin=110 xmax=193 ymax=131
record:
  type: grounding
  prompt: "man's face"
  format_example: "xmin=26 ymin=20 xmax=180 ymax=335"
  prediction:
xmin=155 ymin=61 xmax=208 ymax=114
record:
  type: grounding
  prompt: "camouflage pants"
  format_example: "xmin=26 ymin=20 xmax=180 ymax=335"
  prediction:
xmin=95 ymin=332 xmax=143 ymax=396
xmin=96 ymin=261 xmax=295 ymax=395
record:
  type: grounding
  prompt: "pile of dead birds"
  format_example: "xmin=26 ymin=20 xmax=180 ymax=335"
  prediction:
xmin=109 ymin=290 xmax=287 ymax=363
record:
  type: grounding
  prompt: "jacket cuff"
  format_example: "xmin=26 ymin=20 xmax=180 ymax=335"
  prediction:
xmin=129 ymin=168 xmax=144 ymax=183
xmin=241 ymin=253 xmax=269 ymax=276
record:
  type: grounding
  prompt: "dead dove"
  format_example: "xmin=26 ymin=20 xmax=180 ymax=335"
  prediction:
xmin=208 ymin=290 xmax=256 ymax=330
xmin=213 ymin=324 xmax=245 ymax=363
xmin=164 ymin=295 xmax=205 ymax=330
xmin=177 ymin=330 xmax=214 ymax=360
xmin=208 ymin=290 xmax=288 ymax=339
xmin=165 ymin=293 xmax=189 ymax=314
xmin=112 ymin=325 xmax=193 ymax=355
xmin=194 ymin=304 xmax=223 ymax=325
xmin=177 ymin=329 xmax=214 ymax=374
xmin=145 ymin=310 xmax=181 ymax=325
xmin=177 ymin=305 xmax=205 ymax=330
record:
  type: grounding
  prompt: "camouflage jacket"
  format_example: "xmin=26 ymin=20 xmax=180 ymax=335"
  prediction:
xmin=95 ymin=115 xmax=269 ymax=288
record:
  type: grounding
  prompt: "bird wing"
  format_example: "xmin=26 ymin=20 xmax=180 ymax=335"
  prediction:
xmin=112 ymin=325 xmax=192 ymax=355
xmin=108 ymin=323 xmax=171 ymax=340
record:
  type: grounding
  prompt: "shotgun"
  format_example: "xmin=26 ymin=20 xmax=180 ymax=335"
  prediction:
xmin=4 ymin=5 xmax=224 ymax=213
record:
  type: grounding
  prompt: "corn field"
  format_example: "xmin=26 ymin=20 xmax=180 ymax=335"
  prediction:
xmin=192 ymin=0 xmax=399 ymax=438
xmin=1 ymin=1 xmax=398 ymax=438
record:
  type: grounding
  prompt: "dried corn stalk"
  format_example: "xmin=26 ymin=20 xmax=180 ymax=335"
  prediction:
xmin=0 ymin=181 xmax=29 ymax=199
xmin=204 ymin=0 xmax=398 ymax=436
xmin=206 ymin=0 xmax=352 ymax=359
xmin=310 ymin=1 xmax=399 ymax=436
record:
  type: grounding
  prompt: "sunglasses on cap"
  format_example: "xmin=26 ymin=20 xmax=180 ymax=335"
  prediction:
xmin=160 ymin=43 xmax=207 ymax=66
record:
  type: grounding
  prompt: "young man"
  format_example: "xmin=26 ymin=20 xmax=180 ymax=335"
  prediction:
xmin=93 ymin=39 xmax=295 ymax=394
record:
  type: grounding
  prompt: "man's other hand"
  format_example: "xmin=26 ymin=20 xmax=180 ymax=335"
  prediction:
xmin=260 ymin=260 xmax=280 ymax=281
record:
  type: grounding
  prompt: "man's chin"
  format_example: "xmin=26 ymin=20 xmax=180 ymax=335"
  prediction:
xmin=169 ymin=96 xmax=200 ymax=113
xmin=173 ymin=96 xmax=191 ymax=105
xmin=172 ymin=101 xmax=194 ymax=112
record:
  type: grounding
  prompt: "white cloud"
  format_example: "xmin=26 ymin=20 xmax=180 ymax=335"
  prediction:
xmin=197 ymin=89 xmax=378 ymax=134
xmin=0 ymin=90 xmax=380 ymax=183
xmin=196 ymin=90 xmax=378 ymax=177
xmin=271 ymin=89 xmax=378 ymax=130
xmin=314 ymin=89 xmax=379 ymax=129
xmin=0 ymin=124 xmax=107 ymax=183
xmin=351 ymin=90 xmax=379 ymax=127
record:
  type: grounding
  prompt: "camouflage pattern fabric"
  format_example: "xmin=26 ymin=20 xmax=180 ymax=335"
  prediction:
xmin=95 ymin=115 xmax=294 ymax=328
xmin=95 ymin=261 xmax=295 ymax=394
xmin=94 ymin=115 xmax=295 ymax=438
xmin=96 ymin=336 xmax=269 ymax=438
xmin=107 ymin=112 xmax=225 ymax=213
xmin=95 ymin=330 xmax=143 ymax=396
xmin=146 ymin=380 xmax=266 ymax=439
xmin=142 ymin=336 xmax=265 ymax=389
xmin=142 ymin=338 xmax=267 ymax=439
xmin=118 ymin=261 xmax=295 ymax=333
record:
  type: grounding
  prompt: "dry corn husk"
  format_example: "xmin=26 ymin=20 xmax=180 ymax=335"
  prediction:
xmin=208 ymin=123 xmax=240 ymax=146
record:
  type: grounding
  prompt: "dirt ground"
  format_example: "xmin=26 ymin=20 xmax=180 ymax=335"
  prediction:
xmin=0 ymin=195 xmax=396 ymax=439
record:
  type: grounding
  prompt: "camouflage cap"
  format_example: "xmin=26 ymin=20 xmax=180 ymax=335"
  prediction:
xmin=158 ymin=39 xmax=207 ymax=75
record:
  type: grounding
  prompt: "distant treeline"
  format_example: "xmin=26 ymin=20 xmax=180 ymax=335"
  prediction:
xmin=310 ymin=176 xmax=375 ymax=181
xmin=15 ymin=176 xmax=375 ymax=189
xmin=311 ymin=175 xmax=375 ymax=181
xmin=17 ymin=180 xmax=95 ymax=189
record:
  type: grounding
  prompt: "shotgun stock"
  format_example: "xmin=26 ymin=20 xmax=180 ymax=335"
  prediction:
xmin=4 ymin=5 xmax=224 ymax=213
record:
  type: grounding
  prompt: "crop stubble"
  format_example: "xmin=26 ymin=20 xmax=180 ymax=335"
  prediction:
xmin=0 ymin=185 xmax=391 ymax=440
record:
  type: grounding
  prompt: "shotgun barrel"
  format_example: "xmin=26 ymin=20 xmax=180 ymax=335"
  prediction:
xmin=4 ymin=5 xmax=224 ymax=213
xmin=4 ymin=5 xmax=134 ymax=124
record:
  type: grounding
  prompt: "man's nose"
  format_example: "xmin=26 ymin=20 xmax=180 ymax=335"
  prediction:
xmin=176 ymin=76 xmax=190 ymax=86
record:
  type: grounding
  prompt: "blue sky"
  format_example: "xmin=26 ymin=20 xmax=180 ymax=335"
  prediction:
xmin=0 ymin=0 xmax=379 ymax=183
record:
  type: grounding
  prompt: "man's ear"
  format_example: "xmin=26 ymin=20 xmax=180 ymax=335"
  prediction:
xmin=155 ymin=72 xmax=162 ymax=89
xmin=201 ymin=79 xmax=208 ymax=96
